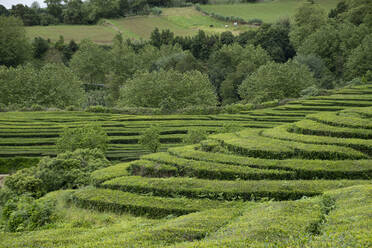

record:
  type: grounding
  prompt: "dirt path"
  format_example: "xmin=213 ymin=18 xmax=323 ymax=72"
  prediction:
xmin=102 ymin=19 xmax=122 ymax=34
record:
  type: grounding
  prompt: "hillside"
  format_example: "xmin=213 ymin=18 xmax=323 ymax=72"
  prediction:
xmin=1 ymin=84 xmax=371 ymax=247
xmin=25 ymin=8 xmax=246 ymax=44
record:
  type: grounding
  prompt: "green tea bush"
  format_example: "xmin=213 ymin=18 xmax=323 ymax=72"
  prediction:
xmin=56 ymin=125 xmax=108 ymax=153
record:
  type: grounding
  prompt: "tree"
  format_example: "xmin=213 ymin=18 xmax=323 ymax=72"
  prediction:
xmin=298 ymin=22 xmax=367 ymax=77
xmin=238 ymin=60 xmax=316 ymax=103
xmin=32 ymin=37 xmax=49 ymax=58
xmin=63 ymin=0 xmax=84 ymax=24
xmin=289 ymin=4 xmax=327 ymax=49
xmin=220 ymin=45 xmax=272 ymax=104
xmin=119 ymin=70 xmax=218 ymax=109
xmin=253 ymin=22 xmax=295 ymax=62
xmin=45 ymin=0 xmax=63 ymax=22
xmin=0 ymin=63 xmax=84 ymax=108
xmin=0 ymin=16 xmax=31 ymax=67
xmin=0 ymin=4 xmax=10 ymax=16
xmin=70 ymin=39 xmax=109 ymax=84
xmin=220 ymin=31 xmax=235 ymax=45
xmin=345 ymin=34 xmax=372 ymax=80
xmin=56 ymin=125 xmax=108 ymax=153
xmin=139 ymin=126 xmax=161 ymax=153
xmin=208 ymin=43 xmax=245 ymax=96
xmin=294 ymin=54 xmax=334 ymax=89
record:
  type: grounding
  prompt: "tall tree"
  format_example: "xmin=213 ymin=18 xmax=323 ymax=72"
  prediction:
xmin=0 ymin=16 xmax=31 ymax=67
xmin=69 ymin=39 xmax=109 ymax=85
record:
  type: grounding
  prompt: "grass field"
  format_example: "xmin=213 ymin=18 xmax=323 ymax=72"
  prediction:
xmin=26 ymin=8 xmax=246 ymax=43
xmin=200 ymin=0 xmax=340 ymax=23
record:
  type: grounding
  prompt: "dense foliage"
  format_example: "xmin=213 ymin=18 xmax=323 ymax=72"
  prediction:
xmin=0 ymin=16 xmax=31 ymax=67
xmin=0 ymin=0 xmax=371 ymax=110
xmin=239 ymin=60 xmax=316 ymax=103
xmin=56 ymin=125 xmax=109 ymax=153
xmin=119 ymin=69 xmax=218 ymax=109
xmin=0 ymin=63 xmax=84 ymax=108
xmin=3 ymin=148 xmax=110 ymax=197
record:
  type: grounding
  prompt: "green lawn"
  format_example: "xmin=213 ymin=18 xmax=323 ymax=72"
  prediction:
xmin=200 ymin=0 xmax=341 ymax=23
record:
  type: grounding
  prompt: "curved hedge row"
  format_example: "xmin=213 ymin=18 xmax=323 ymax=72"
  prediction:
xmin=168 ymin=146 xmax=372 ymax=180
xmin=211 ymin=130 xmax=367 ymax=160
xmin=72 ymin=187 xmax=235 ymax=218
xmin=102 ymin=176 xmax=370 ymax=201
xmin=262 ymin=125 xmax=372 ymax=155
xmin=293 ymin=119 xmax=372 ymax=139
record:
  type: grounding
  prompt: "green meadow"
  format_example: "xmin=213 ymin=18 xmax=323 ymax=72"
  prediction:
xmin=201 ymin=0 xmax=341 ymax=23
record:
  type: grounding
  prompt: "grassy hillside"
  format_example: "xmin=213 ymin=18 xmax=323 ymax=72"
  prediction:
xmin=200 ymin=0 xmax=340 ymax=23
xmin=26 ymin=8 xmax=245 ymax=43
xmin=1 ymin=84 xmax=371 ymax=247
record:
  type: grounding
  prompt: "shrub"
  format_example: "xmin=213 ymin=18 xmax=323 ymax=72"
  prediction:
xmin=2 ymin=195 xmax=56 ymax=232
xmin=4 ymin=149 xmax=110 ymax=197
xmin=56 ymin=125 xmax=108 ymax=153
xmin=139 ymin=126 xmax=161 ymax=153
xmin=32 ymin=37 xmax=49 ymax=59
xmin=183 ymin=129 xmax=208 ymax=144
xmin=150 ymin=7 xmax=162 ymax=16
xmin=223 ymin=103 xmax=254 ymax=114
xmin=30 ymin=104 xmax=44 ymax=111
xmin=85 ymin=105 xmax=108 ymax=113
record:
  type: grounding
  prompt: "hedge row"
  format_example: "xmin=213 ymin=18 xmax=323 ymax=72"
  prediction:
xmin=211 ymin=131 xmax=367 ymax=160
xmin=297 ymin=100 xmax=372 ymax=108
xmin=172 ymin=197 xmax=324 ymax=248
xmin=293 ymin=119 xmax=372 ymax=139
xmin=307 ymin=112 xmax=372 ymax=129
xmin=141 ymin=153 xmax=296 ymax=180
xmin=133 ymin=207 xmax=242 ymax=244
xmin=308 ymin=94 xmax=372 ymax=101
xmin=168 ymin=146 xmax=372 ymax=179
xmin=102 ymin=176 xmax=370 ymax=201
xmin=90 ymin=162 xmax=131 ymax=185
xmin=175 ymin=185 xmax=372 ymax=247
xmin=129 ymin=159 xmax=179 ymax=178
xmin=341 ymin=107 xmax=372 ymax=118
xmin=72 ymin=187 xmax=233 ymax=218
xmin=274 ymin=105 xmax=345 ymax=112
xmin=263 ymin=125 xmax=372 ymax=156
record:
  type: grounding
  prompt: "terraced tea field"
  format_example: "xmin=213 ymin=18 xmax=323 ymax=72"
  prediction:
xmin=1 ymin=84 xmax=371 ymax=247
xmin=1 ymin=84 xmax=372 ymax=174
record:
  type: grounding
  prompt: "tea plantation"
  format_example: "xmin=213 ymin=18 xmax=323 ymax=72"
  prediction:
xmin=0 ymin=84 xmax=371 ymax=247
